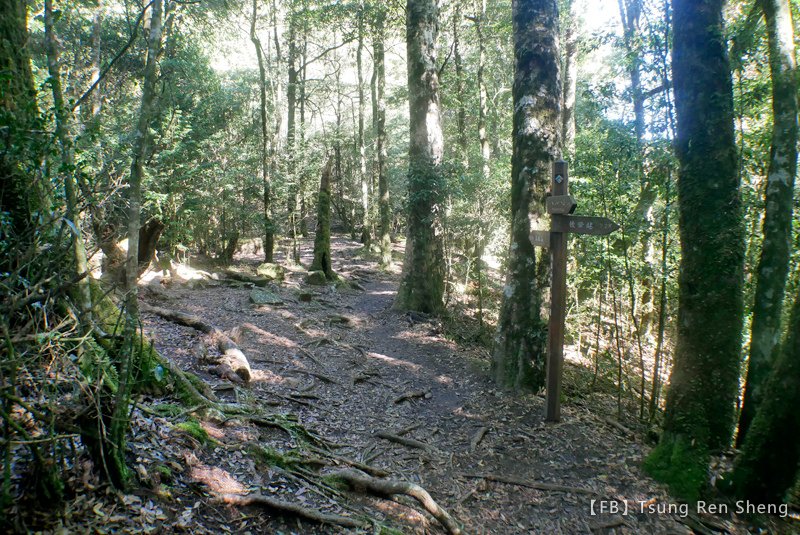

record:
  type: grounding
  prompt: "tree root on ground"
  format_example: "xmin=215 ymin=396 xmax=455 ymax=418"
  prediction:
xmin=376 ymin=430 xmax=435 ymax=453
xmin=218 ymin=493 xmax=367 ymax=529
xmin=469 ymin=427 xmax=488 ymax=452
xmin=283 ymin=368 xmax=339 ymax=384
xmin=330 ymin=469 xmax=463 ymax=535
xmin=140 ymin=302 xmax=252 ymax=382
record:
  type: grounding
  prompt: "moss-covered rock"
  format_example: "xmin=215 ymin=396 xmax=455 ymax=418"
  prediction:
xmin=256 ymin=262 xmax=285 ymax=281
xmin=305 ymin=270 xmax=328 ymax=286
xmin=174 ymin=420 xmax=212 ymax=445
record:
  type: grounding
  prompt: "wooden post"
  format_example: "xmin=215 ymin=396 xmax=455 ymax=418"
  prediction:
xmin=546 ymin=160 xmax=568 ymax=422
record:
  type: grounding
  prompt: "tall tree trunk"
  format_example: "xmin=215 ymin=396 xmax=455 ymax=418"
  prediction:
xmin=357 ymin=2 xmax=370 ymax=246
xmin=395 ymin=0 xmax=446 ymax=314
xmin=299 ymin=30 xmax=309 ymax=238
xmin=561 ymin=0 xmax=578 ymax=155
xmin=492 ymin=0 xmax=560 ymax=391
xmin=733 ymin=267 xmax=800 ymax=504
xmin=645 ymin=0 xmax=744 ymax=501
xmin=44 ymin=0 xmax=92 ymax=324
xmin=453 ymin=3 xmax=469 ymax=169
xmin=0 ymin=0 xmax=43 ymax=240
xmin=475 ymin=0 xmax=491 ymax=186
xmin=286 ymin=2 xmax=299 ymax=263
xmin=737 ymin=0 xmax=798 ymax=447
xmin=473 ymin=0 xmax=491 ymax=328
xmin=310 ymin=158 xmax=335 ymax=279
xmin=373 ymin=7 xmax=392 ymax=267
xmin=91 ymin=0 xmax=103 ymax=119
xmin=617 ymin=0 xmax=645 ymax=143
xmin=113 ymin=0 xmax=164 ymax=488
xmin=250 ymin=0 xmax=275 ymax=262
xmin=618 ymin=0 xmax=657 ymax=337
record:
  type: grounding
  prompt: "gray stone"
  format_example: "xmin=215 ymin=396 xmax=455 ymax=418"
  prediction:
xmin=249 ymin=289 xmax=284 ymax=306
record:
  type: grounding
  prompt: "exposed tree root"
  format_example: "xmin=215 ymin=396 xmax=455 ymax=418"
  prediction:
xmin=376 ymin=431 xmax=434 ymax=453
xmin=469 ymin=427 xmax=488 ymax=452
xmin=306 ymin=445 xmax=389 ymax=478
xmin=284 ymin=368 xmax=338 ymax=384
xmin=218 ymin=493 xmax=367 ymax=529
xmin=330 ymin=469 xmax=463 ymax=535
xmin=462 ymin=473 xmax=597 ymax=495
xmin=140 ymin=302 xmax=252 ymax=382
xmin=393 ymin=390 xmax=430 ymax=404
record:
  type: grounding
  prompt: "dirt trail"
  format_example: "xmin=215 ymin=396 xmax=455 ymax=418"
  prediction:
xmin=133 ymin=236 xmax=708 ymax=534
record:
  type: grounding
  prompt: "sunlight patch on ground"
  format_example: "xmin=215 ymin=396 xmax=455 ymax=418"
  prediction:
xmin=366 ymin=351 xmax=421 ymax=372
xmin=453 ymin=406 xmax=488 ymax=421
xmin=373 ymin=499 xmax=429 ymax=529
xmin=368 ymin=290 xmax=396 ymax=297
xmin=249 ymin=369 xmax=288 ymax=384
xmin=185 ymin=454 xmax=247 ymax=495
xmin=200 ymin=422 xmax=225 ymax=441
xmin=240 ymin=324 xmax=298 ymax=349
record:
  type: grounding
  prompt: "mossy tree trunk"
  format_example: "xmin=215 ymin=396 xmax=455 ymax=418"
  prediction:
xmin=373 ymin=7 xmax=392 ymax=268
xmin=310 ymin=158 xmax=335 ymax=280
xmin=733 ymin=271 xmax=800 ymax=504
xmin=492 ymin=0 xmax=560 ymax=391
xmin=0 ymin=0 xmax=43 ymax=243
xmin=395 ymin=0 xmax=446 ymax=314
xmin=737 ymin=0 xmax=797 ymax=447
xmin=645 ymin=0 xmax=744 ymax=501
xmin=44 ymin=0 xmax=92 ymax=326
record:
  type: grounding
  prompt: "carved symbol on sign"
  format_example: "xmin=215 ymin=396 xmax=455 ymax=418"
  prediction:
xmin=550 ymin=215 xmax=620 ymax=236
xmin=546 ymin=194 xmax=577 ymax=215
xmin=529 ymin=230 xmax=550 ymax=249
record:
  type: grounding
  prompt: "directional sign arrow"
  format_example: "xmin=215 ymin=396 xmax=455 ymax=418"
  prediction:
xmin=546 ymin=194 xmax=577 ymax=215
xmin=551 ymin=215 xmax=620 ymax=236
xmin=529 ymin=230 xmax=550 ymax=248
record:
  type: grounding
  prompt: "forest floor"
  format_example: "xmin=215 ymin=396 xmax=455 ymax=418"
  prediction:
xmin=35 ymin=235 xmax=783 ymax=534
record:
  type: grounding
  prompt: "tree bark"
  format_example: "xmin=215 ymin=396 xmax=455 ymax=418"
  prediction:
xmin=733 ymin=268 xmax=800 ymax=504
xmin=373 ymin=7 xmax=392 ymax=267
xmin=453 ymin=3 xmax=469 ymax=169
xmin=44 ymin=0 xmax=93 ymax=324
xmin=492 ymin=0 xmax=560 ymax=391
xmin=310 ymin=158 xmax=335 ymax=280
xmin=561 ymin=0 xmax=578 ymax=155
xmin=737 ymin=0 xmax=798 ymax=447
xmin=250 ymin=0 xmax=275 ymax=262
xmin=395 ymin=0 xmax=446 ymax=314
xmin=0 ymin=0 xmax=42 ymax=240
xmin=286 ymin=2 xmax=300 ymax=263
xmin=113 ymin=0 xmax=164 ymax=488
xmin=475 ymin=0 xmax=491 ymax=186
xmin=357 ymin=2 xmax=370 ymax=246
xmin=645 ymin=0 xmax=744 ymax=501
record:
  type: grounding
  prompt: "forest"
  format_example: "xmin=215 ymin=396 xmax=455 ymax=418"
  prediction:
xmin=1 ymin=0 xmax=800 ymax=532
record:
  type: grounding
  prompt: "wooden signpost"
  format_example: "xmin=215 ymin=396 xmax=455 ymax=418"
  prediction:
xmin=531 ymin=160 xmax=619 ymax=422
